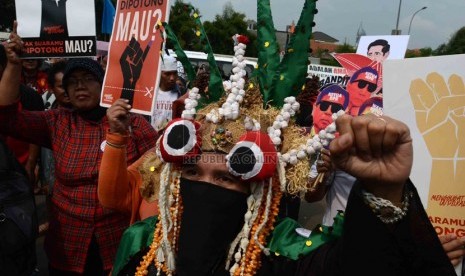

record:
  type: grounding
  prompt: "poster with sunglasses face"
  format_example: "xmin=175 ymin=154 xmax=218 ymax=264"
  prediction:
xmin=312 ymin=84 xmax=349 ymax=134
xmin=15 ymin=0 xmax=97 ymax=58
xmin=345 ymin=67 xmax=381 ymax=116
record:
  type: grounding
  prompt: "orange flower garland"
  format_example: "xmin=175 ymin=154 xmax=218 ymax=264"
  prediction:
xmin=136 ymin=169 xmax=182 ymax=276
xmin=233 ymin=176 xmax=283 ymax=276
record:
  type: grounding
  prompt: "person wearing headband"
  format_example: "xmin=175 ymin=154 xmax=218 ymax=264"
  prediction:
xmin=151 ymin=55 xmax=183 ymax=132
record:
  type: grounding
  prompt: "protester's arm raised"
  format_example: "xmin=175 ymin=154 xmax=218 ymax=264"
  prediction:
xmin=0 ymin=22 xmax=52 ymax=148
xmin=296 ymin=115 xmax=455 ymax=276
xmin=98 ymin=99 xmax=146 ymax=223
xmin=0 ymin=21 xmax=22 ymax=105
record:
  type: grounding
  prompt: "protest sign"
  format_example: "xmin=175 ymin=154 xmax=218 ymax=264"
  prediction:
xmin=384 ymin=54 xmax=465 ymax=239
xmin=15 ymin=0 xmax=97 ymax=58
xmin=356 ymin=35 xmax=410 ymax=61
xmin=100 ymin=0 xmax=171 ymax=115
xmin=307 ymin=64 xmax=349 ymax=88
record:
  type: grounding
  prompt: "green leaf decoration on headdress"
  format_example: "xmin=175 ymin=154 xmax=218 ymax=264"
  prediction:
xmin=261 ymin=0 xmax=317 ymax=107
xmin=187 ymin=4 xmax=224 ymax=103
xmin=162 ymin=22 xmax=196 ymax=83
xmin=256 ymin=0 xmax=281 ymax=105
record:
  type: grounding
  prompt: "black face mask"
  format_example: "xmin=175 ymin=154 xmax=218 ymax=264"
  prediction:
xmin=176 ymin=178 xmax=248 ymax=276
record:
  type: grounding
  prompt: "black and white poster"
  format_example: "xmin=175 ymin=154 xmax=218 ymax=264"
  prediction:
xmin=15 ymin=0 xmax=97 ymax=58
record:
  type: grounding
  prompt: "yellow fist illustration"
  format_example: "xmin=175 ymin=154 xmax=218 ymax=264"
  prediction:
xmin=409 ymin=73 xmax=465 ymax=160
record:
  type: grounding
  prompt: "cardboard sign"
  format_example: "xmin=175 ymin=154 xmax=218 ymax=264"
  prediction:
xmin=307 ymin=64 xmax=349 ymax=88
xmin=384 ymin=54 xmax=465 ymax=237
xmin=356 ymin=35 xmax=410 ymax=62
xmin=15 ymin=0 xmax=97 ymax=58
xmin=100 ymin=0 xmax=171 ymax=115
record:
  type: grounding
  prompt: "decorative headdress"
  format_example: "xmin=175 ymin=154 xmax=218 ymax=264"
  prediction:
xmin=135 ymin=1 xmax=343 ymax=275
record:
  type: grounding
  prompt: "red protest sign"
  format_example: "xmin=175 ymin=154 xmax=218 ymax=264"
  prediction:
xmin=101 ymin=0 xmax=170 ymax=115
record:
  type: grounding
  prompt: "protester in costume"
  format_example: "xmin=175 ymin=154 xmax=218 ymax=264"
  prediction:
xmin=99 ymin=33 xmax=455 ymax=276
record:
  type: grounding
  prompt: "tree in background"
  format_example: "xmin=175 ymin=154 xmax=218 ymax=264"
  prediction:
xmin=433 ymin=26 xmax=465 ymax=56
xmin=405 ymin=47 xmax=432 ymax=58
xmin=203 ymin=2 xmax=258 ymax=57
xmin=167 ymin=0 xmax=202 ymax=51
xmin=167 ymin=1 xmax=257 ymax=57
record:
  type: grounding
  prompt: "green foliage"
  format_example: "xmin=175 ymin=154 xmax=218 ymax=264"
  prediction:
xmin=335 ymin=43 xmax=356 ymax=53
xmin=433 ymin=26 xmax=465 ymax=55
xmin=203 ymin=3 xmax=257 ymax=57
xmin=320 ymin=57 xmax=340 ymax=67
xmin=166 ymin=1 xmax=257 ymax=56
xmin=419 ymin=47 xmax=433 ymax=57
xmin=317 ymin=43 xmax=355 ymax=66
xmin=405 ymin=47 xmax=432 ymax=58
xmin=167 ymin=0 xmax=202 ymax=50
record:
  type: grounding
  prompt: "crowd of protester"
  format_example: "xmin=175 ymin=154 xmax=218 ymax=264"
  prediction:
xmin=0 ymin=21 xmax=464 ymax=276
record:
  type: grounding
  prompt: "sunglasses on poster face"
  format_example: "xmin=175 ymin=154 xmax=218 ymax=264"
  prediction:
xmin=318 ymin=101 xmax=344 ymax=113
xmin=354 ymin=80 xmax=377 ymax=93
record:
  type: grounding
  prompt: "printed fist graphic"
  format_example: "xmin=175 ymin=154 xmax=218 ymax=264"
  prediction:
xmin=409 ymin=72 xmax=465 ymax=160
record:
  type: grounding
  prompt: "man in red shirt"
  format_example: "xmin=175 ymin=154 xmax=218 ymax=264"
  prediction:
xmin=0 ymin=27 xmax=157 ymax=275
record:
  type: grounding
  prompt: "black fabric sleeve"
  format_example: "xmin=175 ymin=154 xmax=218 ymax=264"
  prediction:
xmin=295 ymin=179 xmax=456 ymax=276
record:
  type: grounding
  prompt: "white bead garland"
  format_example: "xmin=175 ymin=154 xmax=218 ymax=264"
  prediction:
xmin=267 ymin=97 xmax=300 ymax=147
xmin=181 ymin=87 xmax=200 ymax=119
xmin=244 ymin=116 xmax=261 ymax=131
xmin=206 ymin=34 xmax=247 ymax=123
xmin=280 ymin=110 xmax=345 ymax=166
xmin=225 ymin=183 xmax=264 ymax=275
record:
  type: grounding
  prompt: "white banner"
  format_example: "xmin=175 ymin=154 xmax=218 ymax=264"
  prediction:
xmin=307 ymin=64 xmax=349 ymax=88
xmin=384 ymin=54 xmax=465 ymax=275
xmin=15 ymin=0 xmax=97 ymax=57
xmin=356 ymin=35 xmax=410 ymax=61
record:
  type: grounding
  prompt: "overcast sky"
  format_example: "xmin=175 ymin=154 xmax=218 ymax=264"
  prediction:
xmin=186 ymin=0 xmax=465 ymax=50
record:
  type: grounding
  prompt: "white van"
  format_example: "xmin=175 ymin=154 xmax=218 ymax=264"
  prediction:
xmin=169 ymin=50 xmax=257 ymax=79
